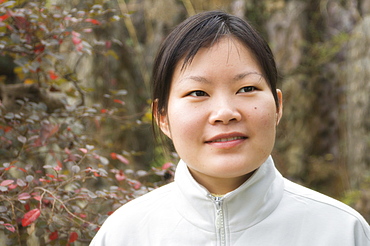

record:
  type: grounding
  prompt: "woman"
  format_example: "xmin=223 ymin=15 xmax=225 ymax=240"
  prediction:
xmin=90 ymin=11 xmax=370 ymax=245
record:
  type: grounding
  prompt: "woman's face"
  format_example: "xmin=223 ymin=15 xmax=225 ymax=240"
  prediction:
xmin=158 ymin=37 xmax=283 ymax=193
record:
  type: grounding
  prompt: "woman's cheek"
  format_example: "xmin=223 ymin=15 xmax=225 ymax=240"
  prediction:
xmin=254 ymin=100 xmax=278 ymax=126
xmin=169 ymin=108 xmax=197 ymax=133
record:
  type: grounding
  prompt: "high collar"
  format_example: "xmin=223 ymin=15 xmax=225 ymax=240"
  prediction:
xmin=173 ymin=156 xmax=284 ymax=232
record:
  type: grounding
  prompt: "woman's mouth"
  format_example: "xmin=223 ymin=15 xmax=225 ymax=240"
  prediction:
xmin=204 ymin=133 xmax=248 ymax=149
xmin=206 ymin=136 xmax=246 ymax=143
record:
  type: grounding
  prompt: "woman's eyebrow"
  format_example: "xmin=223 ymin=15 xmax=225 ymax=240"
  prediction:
xmin=179 ymin=72 xmax=263 ymax=83
xmin=179 ymin=75 xmax=210 ymax=83
xmin=233 ymin=72 xmax=263 ymax=81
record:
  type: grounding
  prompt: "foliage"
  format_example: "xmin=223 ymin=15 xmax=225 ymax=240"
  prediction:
xmin=0 ymin=100 xmax=175 ymax=244
xmin=0 ymin=0 xmax=121 ymax=103
xmin=0 ymin=0 xmax=174 ymax=244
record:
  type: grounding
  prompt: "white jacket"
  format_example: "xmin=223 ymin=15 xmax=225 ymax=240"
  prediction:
xmin=90 ymin=156 xmax=370 ymax=246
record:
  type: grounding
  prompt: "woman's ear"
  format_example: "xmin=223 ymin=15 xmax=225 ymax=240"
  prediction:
xmin=276 ymin=89 xmax=283 ymax=125
xmin=152 ymin=100 xmax=172 ymax=139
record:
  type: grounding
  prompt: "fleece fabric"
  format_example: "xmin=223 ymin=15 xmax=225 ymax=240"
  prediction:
xmin=90 ymin=156 xmax=370 ymax=246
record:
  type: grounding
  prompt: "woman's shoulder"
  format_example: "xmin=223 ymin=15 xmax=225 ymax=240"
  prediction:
xmin=89 ymin=182 xmax=178 ymax=245
xmin=112 ymin=182 xmax=175 ymax=216
xmin=99 ymin=182 xmax=176 ymax=228
xmin=282 ymin=178 xmax=370 ymax=233
xmin=283 ymin=178 xmax=356 ymax=212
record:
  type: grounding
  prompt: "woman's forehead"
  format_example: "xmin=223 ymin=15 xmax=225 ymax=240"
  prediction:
xmin=174 ymin=37 xmax=264 ymax=78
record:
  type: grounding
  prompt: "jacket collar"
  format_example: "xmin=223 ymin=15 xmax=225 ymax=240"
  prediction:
xmin=173 ymin=156 xmax=284 ymax=232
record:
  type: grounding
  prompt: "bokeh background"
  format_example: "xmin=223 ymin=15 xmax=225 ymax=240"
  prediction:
xmin=1 ymin=0 xmax=369 ymax=244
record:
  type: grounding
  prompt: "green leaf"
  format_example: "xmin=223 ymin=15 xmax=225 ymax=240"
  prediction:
xmin=0 ymin=1 xmax=16 ymax=8
xmin=4 ymin=113 xmax=15 ymax=119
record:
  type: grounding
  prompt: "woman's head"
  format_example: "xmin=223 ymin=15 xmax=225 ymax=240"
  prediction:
xmin=152 ymin=10 xmax=279 ymax=118
xmin=152 ymin=10 xmax=282 ymax=193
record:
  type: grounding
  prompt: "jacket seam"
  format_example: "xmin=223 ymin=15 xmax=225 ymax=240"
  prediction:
xmin=284 ymin=188 xmax=370 ymax=241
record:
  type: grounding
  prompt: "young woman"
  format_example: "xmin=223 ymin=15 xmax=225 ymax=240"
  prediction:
xmin=90 ymin=11 xmax=370 ymax=246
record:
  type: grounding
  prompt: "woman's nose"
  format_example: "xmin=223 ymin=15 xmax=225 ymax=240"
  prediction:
xmin=208 ymin=100 xmax=242 ymax=125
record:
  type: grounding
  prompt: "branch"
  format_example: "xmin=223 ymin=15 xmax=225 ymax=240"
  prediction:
xmin=34 ymin=187 xmax=99 ymax=227
xmin=0 ymin=47 xmax=34 ymax=55
xmin=0 ymin=197 xmax=22 ymax=245
xmin=64 ymin=73 xmax=85 ymax=107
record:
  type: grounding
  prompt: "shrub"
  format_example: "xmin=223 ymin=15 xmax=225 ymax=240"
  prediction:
xmin=0 ymin=100 xmax=174 ymax=244
xmin=0 ymin=1 xmax=174 ymax=244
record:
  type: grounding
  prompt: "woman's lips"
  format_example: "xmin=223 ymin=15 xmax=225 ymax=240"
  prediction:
xmin=205 ymin=133 xmax=248 ymax=149
xmin=205 ymin=136 xmax=246 ymax=143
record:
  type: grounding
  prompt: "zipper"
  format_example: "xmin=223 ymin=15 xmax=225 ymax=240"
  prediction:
xmin=210 ymin=195 xmax=226 ymax=246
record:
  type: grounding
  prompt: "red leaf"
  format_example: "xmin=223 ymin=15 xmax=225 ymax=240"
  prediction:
xmin=57 ymin=160 xmax=63 ymax=168
xmin=162 ymin=162 xmax=173 ymax=170
xmin=18 ymin=193 xmax=31 ymax=200
xmin=48 ymin=70 xmax=58 ymax=80
xmin=33 ymin=195 xmax=41 ymax=201
xmin=116 ymin=154 xmax=129 ymax=165
xmin=110 ymin=152 xmax=129 ymax=164
xmin=85 ymin=18 xmax=101 ymax=25
xmin=14 ymin=16 xmax=29 ymax=29
xmin=79 ymin=148 xmax=88 ymax=154
xmin=3 ymin=223 xmax=15 ymax=233
xmin=113 ymin=99 xmax=125 ymax=105
xmin=22 ymin=209 xmax=41 ymax=227
xmin=53 ymin=165 xmax=62 ymax=171
xmin=18 ymin=167 xmax=27 ymax=173
xmin=4 ymin=165 xmax=15 ymax=171
xmin=110 ymin=152 xmax=117 ymax=159
xmin=6 ymin=24 xmax=13 ymax=31
xmin=39 ymin=123 xmax=59 ymax=145
xmin=69 ymin=232 xmax=78 ymax=243
xmin=64 ymin=148 xmax=71 ymax=154
xmin=0 ymin=14 xmax=9 ymax=22
xmin=34 ymin=44 xmax=45 ymax=54
xmin=48 ymin=124 xmax=60 ymax=135
xmin=72 ymin=36 xmax=82 ymax=45
xmin=72 ymin=31 xmax=80 ymax=37
xmin=78 ymin=213 xmax=86 ymax=218
xmin=39 ymin=178 xmax=48 ymax=183
xmin=8 ymin=184 xmax=17 ymax=190
xmin=76 ymin=43 xmax=83 ymax=52
xmin=49 ymin=231 xmax=58 ymax=241
xmin=1 ymin=180 xmax=14 ymax=186
xmin=128 ymin=180 xmax=141 ymax=190
xmin=115 ymin=171 xmax=126 ymax=181
xmin=0 ymin=125 xmax=12 ymax=132
xmin=83 ymin=28 xmax=93 ymax=33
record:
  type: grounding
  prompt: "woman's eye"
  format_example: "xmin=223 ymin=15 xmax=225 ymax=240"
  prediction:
xmin=238 ymin=86 xmax=256 ymax=93
xmin=188 ymin=90 xmax=208 ymax=97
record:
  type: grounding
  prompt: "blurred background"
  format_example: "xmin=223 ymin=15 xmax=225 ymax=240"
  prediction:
xmin=1 ymin=0 xmax=369 ymax=244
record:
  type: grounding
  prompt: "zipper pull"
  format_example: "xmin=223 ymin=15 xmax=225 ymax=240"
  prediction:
xmin=213 ymin=197 xmax=224 ymax=230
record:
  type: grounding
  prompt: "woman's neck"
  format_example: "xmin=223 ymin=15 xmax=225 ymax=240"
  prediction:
xmin=188 ymin=168 xmax=255 ymax=195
